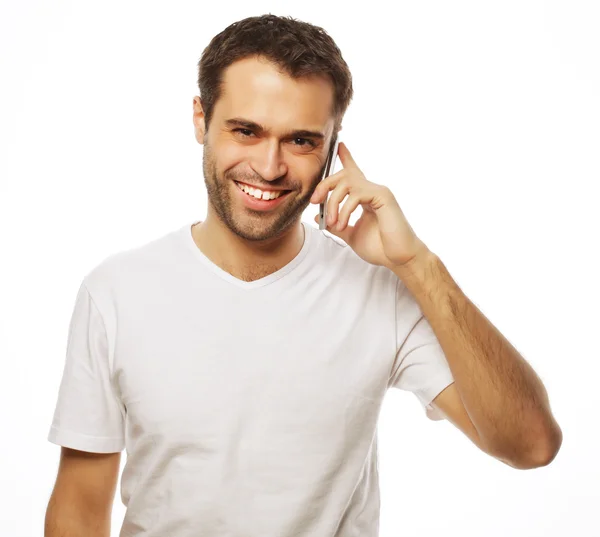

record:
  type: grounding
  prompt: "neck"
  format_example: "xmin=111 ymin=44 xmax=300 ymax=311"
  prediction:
xmin=191 ymin=214 xmax=305 ymax=282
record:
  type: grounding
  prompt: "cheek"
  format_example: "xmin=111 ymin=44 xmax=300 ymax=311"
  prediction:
xmin=307 ymin=165 xmax=325 ymax=190
xmin=219 ymin=159 xmax=246 ymax=181
xmin=294 ymin=157 xmax=322 ymax=184
xmin=209 ymin=139 xmax=243 ymax=171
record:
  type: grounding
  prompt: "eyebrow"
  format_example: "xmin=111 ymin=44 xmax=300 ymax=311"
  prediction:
xmin=225 ymin=117 xmax=325 ymax=140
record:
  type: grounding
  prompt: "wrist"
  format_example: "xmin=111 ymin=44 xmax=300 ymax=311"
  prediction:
xmin=389 ymin=243 xmax=437 ymax=283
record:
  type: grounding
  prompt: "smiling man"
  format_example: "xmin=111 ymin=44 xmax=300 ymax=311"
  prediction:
xmin=191 ymin=52 xmax=338 ymax=281
xmin=45 ymin=13 xmax=561 ymax=537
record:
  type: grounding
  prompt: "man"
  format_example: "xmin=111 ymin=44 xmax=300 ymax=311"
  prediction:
xmin=45 ymin=14 xmax=562 ymax=537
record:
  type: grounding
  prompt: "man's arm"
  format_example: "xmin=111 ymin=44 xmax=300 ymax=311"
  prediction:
xmin=393 ymin=250 xmax=562 ymax=469
xmin=45 ymin=447 xmax=121 ymax=537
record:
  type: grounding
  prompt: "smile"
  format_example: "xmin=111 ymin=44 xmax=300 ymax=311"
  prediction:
xmin=234 ymin=181 xmax=289 ymax=200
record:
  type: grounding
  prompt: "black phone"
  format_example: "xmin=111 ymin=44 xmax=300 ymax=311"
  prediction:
xmin=319 ymin=136 xmax=341 ymax=230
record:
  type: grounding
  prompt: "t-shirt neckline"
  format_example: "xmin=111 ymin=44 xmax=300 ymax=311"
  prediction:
xmin=180 ymin=219 xmax=313 ymax=290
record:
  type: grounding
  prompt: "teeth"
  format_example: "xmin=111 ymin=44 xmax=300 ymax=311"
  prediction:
xmin=235 ymin=182 xmax=284 ymax=200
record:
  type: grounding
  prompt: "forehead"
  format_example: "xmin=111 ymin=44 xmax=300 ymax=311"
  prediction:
xmin=215 ymin=56 xmax=335 ymax=134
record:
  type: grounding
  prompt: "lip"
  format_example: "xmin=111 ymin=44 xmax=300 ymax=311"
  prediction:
xmin=234 ymin=181 xmax=291 ymax=211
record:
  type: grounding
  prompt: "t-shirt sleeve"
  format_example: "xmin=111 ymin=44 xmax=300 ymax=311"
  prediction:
xmin=388 ymin=278 xmax=455 ymax=421
xmin=48 ymin=280 xmax=125 ymax=452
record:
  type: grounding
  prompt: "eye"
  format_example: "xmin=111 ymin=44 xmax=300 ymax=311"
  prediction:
xmin=292 ymin=137 xmax=317 ymax=149
xmin=233 ymin=128 xmax=255 ymax=138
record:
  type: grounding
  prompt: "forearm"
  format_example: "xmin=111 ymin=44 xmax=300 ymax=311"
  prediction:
xmin=45 ymin=494 xmax=110 ymax=537
xmin=393 ymin=249 xmax=562 ymax=463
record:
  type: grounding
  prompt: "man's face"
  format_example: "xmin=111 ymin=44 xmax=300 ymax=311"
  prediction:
xmin=193 ymin=56 xmax=337 ymax=242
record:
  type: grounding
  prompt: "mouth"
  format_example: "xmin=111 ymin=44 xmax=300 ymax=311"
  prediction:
xmin=234 ymin=180 xmax=292 ymax=211
xmin=234 ymin=181 xmax=291 ymax=199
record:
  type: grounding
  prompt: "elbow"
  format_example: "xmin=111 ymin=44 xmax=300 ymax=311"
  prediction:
xmin=486 ymin=422 xmax=563 ymax=470
xmin=528 ymin=424 xmax=563 ymax=468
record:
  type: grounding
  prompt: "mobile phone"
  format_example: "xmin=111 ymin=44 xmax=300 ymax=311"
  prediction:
xmin=319 ymin=136 xmax=341 ymax=230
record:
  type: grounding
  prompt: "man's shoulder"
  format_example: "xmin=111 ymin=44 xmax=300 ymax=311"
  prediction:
xmin=83 ymin=224 xmax=184 ymax=297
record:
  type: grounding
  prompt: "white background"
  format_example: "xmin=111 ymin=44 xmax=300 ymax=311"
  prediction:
xmin=1 ymin=1 xmax=598 ymax=535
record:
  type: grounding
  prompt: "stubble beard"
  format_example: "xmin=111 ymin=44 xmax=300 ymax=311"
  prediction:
xmin=201 ymin=141 xmax=324 ymax=242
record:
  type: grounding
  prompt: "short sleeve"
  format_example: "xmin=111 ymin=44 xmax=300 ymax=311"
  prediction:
xmin=388 ymin=279 xmax=455 ymax=421
xmin=48 ymin=280 xmax=125 ymax=452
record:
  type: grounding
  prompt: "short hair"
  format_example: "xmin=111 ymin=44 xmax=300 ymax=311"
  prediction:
xmin=197 ymin=14 xmax=353 ymax=136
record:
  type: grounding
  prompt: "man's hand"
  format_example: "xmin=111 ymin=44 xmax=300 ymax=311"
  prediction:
xmin=310 ymin=142 xmax=430 ymax=270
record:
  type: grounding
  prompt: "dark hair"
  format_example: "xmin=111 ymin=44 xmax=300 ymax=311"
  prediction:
xmin=197 ymin=14 xmax=353 ymax=137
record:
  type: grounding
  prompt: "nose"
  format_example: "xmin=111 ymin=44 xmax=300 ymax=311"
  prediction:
xmin=250 ymin=139 xmax=288 ymax=182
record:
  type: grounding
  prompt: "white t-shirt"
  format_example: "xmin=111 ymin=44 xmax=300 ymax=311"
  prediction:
xmin=48 ymin=219 xmax=454 ymax=537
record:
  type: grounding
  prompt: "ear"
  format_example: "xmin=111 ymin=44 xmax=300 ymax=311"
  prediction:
xmin=192 ymin=96 xmax=206 ymax=145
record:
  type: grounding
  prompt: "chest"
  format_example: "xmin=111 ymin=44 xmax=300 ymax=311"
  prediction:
xmin=112 ymin=289 xmax=395 ymax=454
